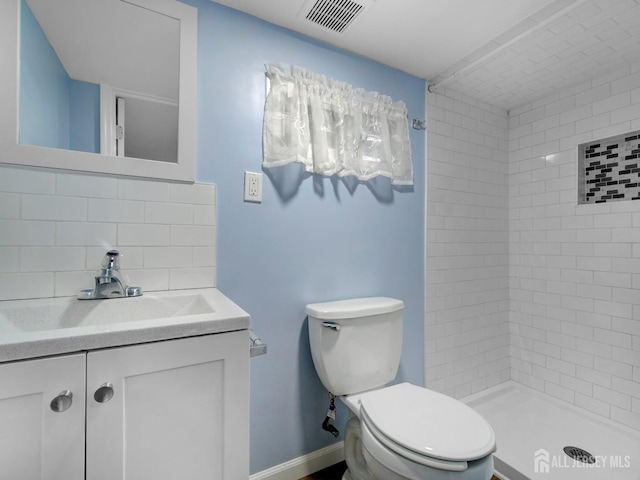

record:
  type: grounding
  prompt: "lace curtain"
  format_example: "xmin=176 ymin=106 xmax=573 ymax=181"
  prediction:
xmin=262 ymin=64 xmax=413 ymax=186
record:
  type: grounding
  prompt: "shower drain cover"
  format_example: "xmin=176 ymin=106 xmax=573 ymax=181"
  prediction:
xmin=563 ymin=446 xmax=596 ymax=464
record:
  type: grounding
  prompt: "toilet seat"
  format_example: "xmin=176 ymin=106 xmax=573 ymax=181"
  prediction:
xmin=358 ymin=383 xmax=495 ymax=465
xmin=361 ymin=409 xmax=469 ymax=472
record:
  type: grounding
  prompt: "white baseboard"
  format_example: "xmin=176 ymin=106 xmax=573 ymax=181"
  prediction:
xmin=250 ymin=442 xmax=345 ymax=480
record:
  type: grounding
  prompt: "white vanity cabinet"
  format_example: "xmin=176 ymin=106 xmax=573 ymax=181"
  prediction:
xmin=0 ymin=353 xmax=86 ymax=480
xmin=87 ymin=331 xmax=249 ymax=480
xmin=0 ymin=331 xmax=249 ymax=480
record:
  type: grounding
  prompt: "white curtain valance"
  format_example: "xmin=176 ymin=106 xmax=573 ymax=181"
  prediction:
xmin=262 ymin=64 xmax=413 ymax=186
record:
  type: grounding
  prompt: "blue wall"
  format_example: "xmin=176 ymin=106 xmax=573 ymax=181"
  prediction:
xmin=185 ymin=0 xmax=425 ymax=473
xmin=20 ymin=0 xmax=99 ymax=152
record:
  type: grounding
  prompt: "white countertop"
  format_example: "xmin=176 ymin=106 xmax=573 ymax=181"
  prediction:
xmin=0 ymin=288 xmax=250 ymax=363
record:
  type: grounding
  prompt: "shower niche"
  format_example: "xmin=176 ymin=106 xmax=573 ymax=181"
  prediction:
xmin=579 ymin=130 xmax=640 ymax=204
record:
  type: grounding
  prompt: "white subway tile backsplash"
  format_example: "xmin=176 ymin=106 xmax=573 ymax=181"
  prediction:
xmin=118 ymin=179 xmax=170 ymax=202
xmin=118 ymin=224 xmax=170 ymax=246
xmin=0 ymin=192 xmax=20 ymax=218
xmin=20 ymin=247 xmax=85 ymax=272
xmin=145 ymin=203 xmax=193 ymax=225
xmin=193 ymin=205 xmax=216 ymax=225
xmin=0 ymin=272 xmax=54 ymax=300
xmin=126 ymin=268 xmax=170 ymax=292
xmin=21 ymin=195 xmax=87 ymax=221
xmin=0 ymin=193 xmax=20 ymax=219
xmin=170 ymin=225 xmax=216 ymax=246
xmin=0 ymin=220 xmax=55 ymax=246
xmin=144 ymin=247 xmax=193 ymax=268
xmin=0 ymin=166 xmax=216 ymax=298
xmin=169 ymin=183 xmax=216 ymax=205
xmin=87 ymin=199 xmax=145 ymax=223
xmin=0 ymin=247 xmax=19 ymax=273
xmin=169 ymin=267 xmax=216 ymax=290
xmin=56 ymin=173 xmax=117 ymax=198
xmin=0 ymin=166 xmax=55 ymax=194
xmin=193 ymin=246 xmax=216 ymax=267
xmin=54 ymin=271 xmax=95 ymax=298
xmin=57 ymin=222 xmax=117 ymax=246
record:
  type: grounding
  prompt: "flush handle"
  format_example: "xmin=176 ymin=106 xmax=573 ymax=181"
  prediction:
xmin=322 ymin=322 xmax=341 ymax=332
xmin=94 ymin=382 xmax=114 ymax=403
xmin=50 ymin=390 xmax=73 ymax=413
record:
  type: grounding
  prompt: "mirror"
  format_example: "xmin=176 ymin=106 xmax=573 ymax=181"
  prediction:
xmin=0 ymin=0 xmax=197 ymax=182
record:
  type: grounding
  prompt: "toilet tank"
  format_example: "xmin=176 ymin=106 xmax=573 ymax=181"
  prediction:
xmin=306 ymin=297 xmax=404 ymax=396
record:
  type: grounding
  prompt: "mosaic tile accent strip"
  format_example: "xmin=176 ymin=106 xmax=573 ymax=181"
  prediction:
xmin=579 ymin=130 xmax=640 ymax=204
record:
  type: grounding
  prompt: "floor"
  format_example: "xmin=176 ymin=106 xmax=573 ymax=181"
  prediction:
xmin=299 ymin=462 xmax=500 ymax=480
xmin=299 ymin=461 xmax=346 ymax=480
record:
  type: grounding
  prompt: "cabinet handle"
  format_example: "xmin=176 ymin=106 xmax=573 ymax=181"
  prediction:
xmin=94 ymin=382 xmax=114 ymax=403
xmin=50 ymin=390 xmax=73 ymax=413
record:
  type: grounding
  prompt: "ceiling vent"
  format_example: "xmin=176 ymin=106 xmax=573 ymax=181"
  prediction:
xmin=300 ymin=0 xmax=371 ymax=34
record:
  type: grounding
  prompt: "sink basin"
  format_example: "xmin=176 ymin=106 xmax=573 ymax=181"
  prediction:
xmin=0 ymin=288 xmax=250 ymax=362
xmin=1 ymin=294 xmax=214 ymax=332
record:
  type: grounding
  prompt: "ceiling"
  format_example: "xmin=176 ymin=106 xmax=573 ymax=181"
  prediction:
xmin=212 ymin=0 xmax=640 ymax=111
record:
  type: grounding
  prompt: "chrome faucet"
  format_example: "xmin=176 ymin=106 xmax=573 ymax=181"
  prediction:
xmin=79 ymin=250 xmax=142 ymax=300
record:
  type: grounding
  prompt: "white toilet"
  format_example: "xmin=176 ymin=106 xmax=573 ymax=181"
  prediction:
xmin=306 ymin=297 xmax=496 ymax=480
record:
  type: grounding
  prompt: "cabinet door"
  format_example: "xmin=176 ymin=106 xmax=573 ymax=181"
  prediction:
xmin=0 ymin=354 xmax=86 ymax=480
xmin=86 ymin=331 xmax=249 ymax=480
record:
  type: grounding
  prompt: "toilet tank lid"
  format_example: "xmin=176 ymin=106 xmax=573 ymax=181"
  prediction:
xmin=305 ymin=297 xmax=404 ymax=320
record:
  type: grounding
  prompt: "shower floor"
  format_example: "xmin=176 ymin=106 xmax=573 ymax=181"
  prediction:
xmin=463 ymin=381 xmax=640 ymax=480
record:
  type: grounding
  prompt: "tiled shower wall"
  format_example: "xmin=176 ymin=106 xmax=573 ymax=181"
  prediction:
xmin=509 ymin=64 xmax=640 ymax=430
xmin=426 ymin=88 xmax=510 ymax=398
xmin=0 ymin=164 xmax=216 ymax=301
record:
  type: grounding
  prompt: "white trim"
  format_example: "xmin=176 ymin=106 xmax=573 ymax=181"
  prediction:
xmin=249 ymin=442 xmax=344 ymax=480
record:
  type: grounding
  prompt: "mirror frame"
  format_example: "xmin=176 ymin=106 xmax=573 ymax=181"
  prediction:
xmin=0 ymin=0 xmax=197 ymax=182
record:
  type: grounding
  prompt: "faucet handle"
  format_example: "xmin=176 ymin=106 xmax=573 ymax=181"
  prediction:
xmin=101 ymin=250 xmax=121 ymax=271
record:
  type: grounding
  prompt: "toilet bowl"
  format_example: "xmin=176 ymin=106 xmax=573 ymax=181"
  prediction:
xmin=342 ymin=383 xmax=495 ymax=480
xmin=306 ymin=297 xmax=496 ymax=480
